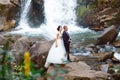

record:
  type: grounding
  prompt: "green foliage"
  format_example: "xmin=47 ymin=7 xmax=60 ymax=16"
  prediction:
xmin=110 ymin=66 xmax=120 ymax=73
xmin=0 ymin=41 xmax=42 ymax=80
xmin=0 ymin=4 xmax=6 ymax=15
xmin=76 ymin=0 xmax=95 ymax=19
xmin=97 ymin=0 xmax=102 ymax=5
xmin=112 ymin=2 xmax=120 ymax=8
xmin=76 ymin=6 xmax=88 ymax=18
xmin=89 ymin=4 xmax=95 ymax=10
xmin=77 ymin=0 xmax=82 ymax=4
xmin=0 ymin=41 xmax=13 ymax=80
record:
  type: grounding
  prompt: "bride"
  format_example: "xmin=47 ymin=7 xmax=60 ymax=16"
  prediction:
xmin=40 ymin=26 xmax=68 ymax=76
xmin=45 ymin=25 xmax=68 ymax=67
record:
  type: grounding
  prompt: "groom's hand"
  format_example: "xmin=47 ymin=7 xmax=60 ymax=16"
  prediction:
xmin=69 ymin=39 xmax=72 ymax=43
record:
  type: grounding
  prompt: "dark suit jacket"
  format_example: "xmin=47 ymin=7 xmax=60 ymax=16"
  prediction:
xmin=62 ymin=31 xmax=70 ymax=52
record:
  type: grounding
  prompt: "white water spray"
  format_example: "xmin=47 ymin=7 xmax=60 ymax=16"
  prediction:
xmin=17 ymin=0 xmax=32 ymax=29
xmin=11 ymin=0 xmax=90 ymax=39
xmin=40 ymin=0 xmax=81 ymax=38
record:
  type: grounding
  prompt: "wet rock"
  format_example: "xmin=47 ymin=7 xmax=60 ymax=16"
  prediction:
xmin=0 ymin=0 xmax=11 ymax=4
xmin=47 ymin=62 xmax=109 ymax=80
xmin=96 ymin=26 xmax=119 ymax=45
xmin=0 ymin=34 xmax=7 ymax=45
xmin=3 ymin=34 xmax=22 ymax=41
xmin=91 ymin=26 xmax=104 ymax=31
xmin=111 ymin=73 xmax=120 ymax=80
xmin=91 ymin=52 xmax=114 ymax=62
xmin=10 ymin=36 xmax=48 ymax=64
xmin=113 ymin=40 xmax=120 ymax=47
xmin=30 ymin=40 xmax=54 ymax=57
xmin=100 ymin=64 xmax=109 ymax=72
xmin=0 ymin=20 xmax=16 ymax=31
xmin=10 ymin=0 xmax=20 ymax=7
xmin=69 ymin=54 xmax=79 ymax=62
xmin=6 ymin=5 xmax=19 ymax=21
xmin=0 ymin=0 xmax=19 ymax=30
xmin=11 ymin=37 xmax=31 ymax=64
xmin=72 ymin=47 xmax=91 ymax=56
xmin=30 ymin=40 xmax=54 ymax=68
xmin=97 ymin=44 xmax=116 ymax=53
xmin=76 ymin=55 xmax=99 ymax=68
xmin=113 ymin=52 xmax=120 ymax=61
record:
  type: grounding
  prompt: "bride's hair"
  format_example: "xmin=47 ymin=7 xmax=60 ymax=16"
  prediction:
xmin=57 ymin=25 xmax=61 ymax=31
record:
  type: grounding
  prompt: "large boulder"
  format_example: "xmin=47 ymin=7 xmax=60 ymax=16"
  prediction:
xmin=30 ymin=40 xmax=54 ymax=68
xmin=47 ymin=62 xmax=109 ymax=80
xmin=91 ymin=52 xmax=114 ymax=62
xmin=96 ymin=26 xmax=119 ymax=45
xmin=0 ymin=20 xmax=16 ymax=31
xmin=11 ymin=36 xmax=47 ymax=64
xmin=11 ymin=37 xmax=31 ymax=64
xmin=0 ymin=0 xmax=19 ymax=31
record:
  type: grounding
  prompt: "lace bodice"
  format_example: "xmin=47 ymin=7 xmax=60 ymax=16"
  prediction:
xmin=57 ymin=32 xmax=62 ymax=39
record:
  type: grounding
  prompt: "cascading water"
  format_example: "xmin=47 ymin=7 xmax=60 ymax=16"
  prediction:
xmin=44 ymin=0 xmax=77 ymax=28
xmin=17 ymin=0 xmax=32 ymax=29
xmin=40 ymin=0 xmax=84 ymax=38
xmin=11 ymin=0 xmax=90 ymax=39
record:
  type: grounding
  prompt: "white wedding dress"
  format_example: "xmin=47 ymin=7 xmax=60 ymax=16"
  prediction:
xmin=44 ymin=32 xmax=67 ymax=68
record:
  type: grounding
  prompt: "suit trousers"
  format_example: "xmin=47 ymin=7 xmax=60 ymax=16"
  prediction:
xmin=64 ymin=43 xmax=70 ymax=61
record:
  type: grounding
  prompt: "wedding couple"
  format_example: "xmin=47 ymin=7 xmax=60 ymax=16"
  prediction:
xmin=40 ymin=25 xmax=71 ymax=75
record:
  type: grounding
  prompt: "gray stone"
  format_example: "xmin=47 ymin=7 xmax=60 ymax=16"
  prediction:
xmin=96 ymin=26 xmax=119 ymax=45
xmin=30 ymin=40 xmax=54 ymax=68
xmin=91 ymin=52 xmax=114 ymax=62
xmin=11 ymin=37 xmax=31 ymax=64
xmin=47 ymin=62 xmax=109 ymax=80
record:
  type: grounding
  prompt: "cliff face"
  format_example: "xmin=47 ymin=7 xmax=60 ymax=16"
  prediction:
xmin=76 ymin=0 xmax=120 ymax=31
xmin=0 ymin=0 xmax=20 ymax=31
xmin=0 ymin=0 xmax=44 ymax=30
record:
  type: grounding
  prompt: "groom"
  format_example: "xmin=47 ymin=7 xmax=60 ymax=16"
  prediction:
xmin=62 ymin=26 xmax=72 ymax=62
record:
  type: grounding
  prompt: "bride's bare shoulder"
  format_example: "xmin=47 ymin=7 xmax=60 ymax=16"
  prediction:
xmin=56 ymin=31 xmax=60 ymax=35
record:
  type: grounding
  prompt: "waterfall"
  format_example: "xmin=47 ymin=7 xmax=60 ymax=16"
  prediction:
xmin=17 ymin=0 xmax=32 ymax=29
xmin=44 ymin=0 xmax=77 ymax=27
xmin=12 ymin=0 xmax=90 ymax=39
xmin=40 ymin=0 xmax=80 ymax=38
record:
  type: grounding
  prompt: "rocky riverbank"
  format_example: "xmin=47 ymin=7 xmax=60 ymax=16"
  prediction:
xmin=0 ymin=28 xmax=120 ymax=79
xmin=76 ymin=0 xmax=120 ymax=31
xmin=0 ymin=0 xmax=120 ymax=80
xmin=0 ymin=0 xmax=19 ymax=31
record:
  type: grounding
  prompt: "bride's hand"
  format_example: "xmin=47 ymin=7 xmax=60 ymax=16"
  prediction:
xmin=56 ymin=44 xmax=58 ymax=48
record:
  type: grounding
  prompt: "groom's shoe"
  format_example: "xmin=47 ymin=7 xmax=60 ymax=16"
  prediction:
xmin=68 ymin=59 xmax=72 ymax=62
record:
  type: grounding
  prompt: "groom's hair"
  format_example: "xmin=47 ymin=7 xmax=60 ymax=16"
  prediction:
xmin=63 ymin=26 xmax=67 ymax=29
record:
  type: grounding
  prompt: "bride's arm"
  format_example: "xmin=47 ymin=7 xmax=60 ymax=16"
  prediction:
xmin=56 ymin=33 xmax=59 ymax=48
